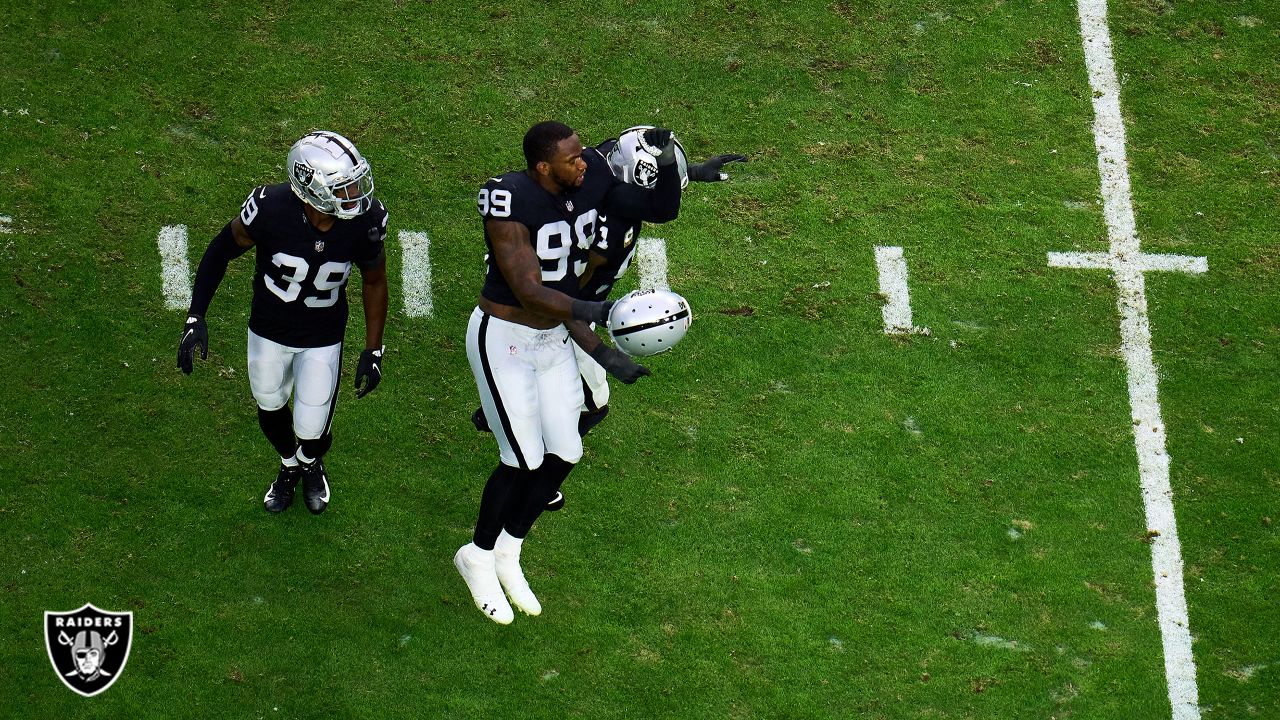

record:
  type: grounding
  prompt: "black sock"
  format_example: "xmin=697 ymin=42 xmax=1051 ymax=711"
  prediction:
xmin=297 ymin=435 xmax=329 ymax=464
xmin=257 ymin=407 xmax=297 ymax=460
xmin=473 ymin=464 xmax=522 ymax=550
xmin=504 ymin=454 xmax=575 ymax=539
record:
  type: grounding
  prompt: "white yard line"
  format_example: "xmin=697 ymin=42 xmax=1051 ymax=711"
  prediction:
xmin=636 ymin=236 xmax=669 ymax=291
xmin=398 ymin=230 xmax=433 ymax=319
xmin=156 ymin=225 xmax=192 ymax=311
xmin=874 ymin=246 xmax=926 ymax=335
xmin=1051 ymin=3 xmax=1206 ymax=718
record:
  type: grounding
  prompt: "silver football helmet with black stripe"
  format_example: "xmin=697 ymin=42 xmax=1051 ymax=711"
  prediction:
xmin=607 ymin=288 xmax=693 ymax=357
xmin=286 ymin=131 xmax=375 ymax=219
xmin=606 ymin=126 xmax=689 ymax=190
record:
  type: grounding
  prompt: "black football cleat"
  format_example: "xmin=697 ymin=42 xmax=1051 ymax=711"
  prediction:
xmin=471 ymin=407 xmax=491 ymax=433
xmin=301 ymin=459 xmax=330 ymax=515
xmin=264 ymin=464 xmax=300 ymax=513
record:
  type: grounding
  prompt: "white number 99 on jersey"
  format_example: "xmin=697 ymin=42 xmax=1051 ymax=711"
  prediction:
xmin=477 ymin=188 xmax=512 ymax=218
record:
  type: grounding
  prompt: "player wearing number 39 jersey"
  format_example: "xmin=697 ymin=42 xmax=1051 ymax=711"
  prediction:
xmin=177 ymin=131 xmax=390 ymax=517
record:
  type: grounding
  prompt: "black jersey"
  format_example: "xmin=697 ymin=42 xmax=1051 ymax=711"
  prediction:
xmin=477 ymin=147 xmax=615 ymax=308
xmin=579 ymin=138 xmax=676 ymax=300
xmin=238 ymin=183 xmax=388 ymax=347
xmin=582 ymin=212 xmax=643 ymax=300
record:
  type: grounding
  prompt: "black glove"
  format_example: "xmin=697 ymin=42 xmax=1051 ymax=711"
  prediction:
xmin=177 ymin=315 xmax=208 ymax=375
xmin=640 ymin=127 xmax=677 ymax=166
xmin=571 ymin=299 xmax=614 ymax=326
xmin=588 ymin=344 xmax=651 ymax=385
xmin=354 ymin=346 xmax=384 ymax=398
xmin=688 ymin=154 xmax=748 ymax=182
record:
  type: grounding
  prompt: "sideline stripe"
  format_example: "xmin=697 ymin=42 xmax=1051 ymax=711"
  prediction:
xmin=636 ymin=237 xmax=669 ymax=291
xmin=873 ymin=246 xmax=923 ymax=335
xmin=1074 ymin=2 xmax=1202 ymax=717
xmin=399 ymin=230 xmax=433 ymax=318
xmin=156 ymin=224 xmax=192 ymax=311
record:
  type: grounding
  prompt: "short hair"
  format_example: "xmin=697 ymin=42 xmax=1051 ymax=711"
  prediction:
xmin=523 ymin=121 xmax=576 ymax=170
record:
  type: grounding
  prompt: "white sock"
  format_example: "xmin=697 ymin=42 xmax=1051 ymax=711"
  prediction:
xmin=295 ymin=448 xmax=315 ymax=465
xmin=281 ymin=455 xmax=299 ymax=468
xmin=496 ymin=530 xmax=524 ymax=556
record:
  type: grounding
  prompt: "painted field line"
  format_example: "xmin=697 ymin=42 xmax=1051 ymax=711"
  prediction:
xmin=874 ymin=246 xmax=928 ymax=335
xmin=398 ymin=230 xmax=432 ymax=319
xmin=0 ymin=215 xmax=12 ymax=233
xmin=1049 ymin=251 xmax=1207 ymax=274
xmin=1052 ymin=3 xmax=1206 ymax=717
xmin=156 ymin=225 xmax=192 ymax=311
xmin=636 ymin=236 xmax=669 ymax=291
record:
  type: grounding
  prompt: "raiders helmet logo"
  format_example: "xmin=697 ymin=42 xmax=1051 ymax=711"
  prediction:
xmin=45 ymin=604 xmax=133 ymax=697
xmin=292 ymin=161 xmax=315 ymax=187
xmin=634 ymin=156 xmax=659 ymax=188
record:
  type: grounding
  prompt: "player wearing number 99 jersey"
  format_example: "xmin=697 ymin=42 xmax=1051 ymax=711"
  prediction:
xmin=177 ymin=131 xmax=389 ymax=517
xmin=455 ymin=121 xmax=681 ymax=624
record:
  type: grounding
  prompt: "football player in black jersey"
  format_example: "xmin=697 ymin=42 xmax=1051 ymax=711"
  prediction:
xmin=576 ymin=128 xmax=745 ymax=436
xmin=470 ymin=127 xmax=746 ymax=507
xmin=177 ymin=131 xmax=389 ymax=516
xmin=454 ymin=121 xmax=680 ymax=624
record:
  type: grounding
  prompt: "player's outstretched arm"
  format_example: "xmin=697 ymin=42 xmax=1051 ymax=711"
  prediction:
xmin=178 ymin=217 xmax=253 ymax=375
xmin=354 ymin=258 xmax=389 ymax=398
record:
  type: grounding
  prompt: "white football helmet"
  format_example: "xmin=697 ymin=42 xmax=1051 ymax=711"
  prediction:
xmin=607 ymin=288 xmax=692 ymax=357
xmin=606 ymin=126 xmax=689 ymax=190
xmin=286 ymin=131 xmax=375 ymax=219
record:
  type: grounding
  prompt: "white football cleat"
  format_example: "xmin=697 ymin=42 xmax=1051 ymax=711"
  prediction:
xmin=454 ymin=543 xmax=514 ymax=625
xmin=494 ymin=531 xmax=542 ymax=616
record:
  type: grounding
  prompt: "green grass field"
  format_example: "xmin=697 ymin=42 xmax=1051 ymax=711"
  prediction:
xmin=1 ymin=1 xmax=1277 ymax=718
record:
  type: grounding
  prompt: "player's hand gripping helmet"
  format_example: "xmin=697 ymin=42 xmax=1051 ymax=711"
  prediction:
xmin=606 ymin=126 xmax=689 ymax=190
xmin=286 ymin=131 xmax=376 ymax=220
xmin=607 ymin=289 xmax=693 ymax=357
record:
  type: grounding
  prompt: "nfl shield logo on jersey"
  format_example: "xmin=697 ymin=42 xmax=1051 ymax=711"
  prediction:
xmin=45 ymin=604 xmax=133 ymax=697
xmin=315 ymin=240 xmax=325 ymax=253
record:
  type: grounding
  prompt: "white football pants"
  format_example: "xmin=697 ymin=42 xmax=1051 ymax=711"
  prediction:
xmin=573 ymin=333 xmax=610 ymax=412
xmin=466 ymin=308 xmax=584 ymax=470
xmin=247 ymin=329 xmax=341 ymax=441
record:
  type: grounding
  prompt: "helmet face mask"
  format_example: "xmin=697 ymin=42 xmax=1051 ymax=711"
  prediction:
xmin=607 ymin=126 xmax=689 ymax=190
xmin=287 ymin=131 xmax=376 ymax=220
xmin=607 ymin=289 xmax=693 ymax=357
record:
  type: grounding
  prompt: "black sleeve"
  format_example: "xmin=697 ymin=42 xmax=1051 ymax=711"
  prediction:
xmin=355 ymin=203 xmax=389 ymax=271
xmin=188 ymin=222 xmax=250 ymax=316
xmin=603 ymin=162 xmax=681 ymax=224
